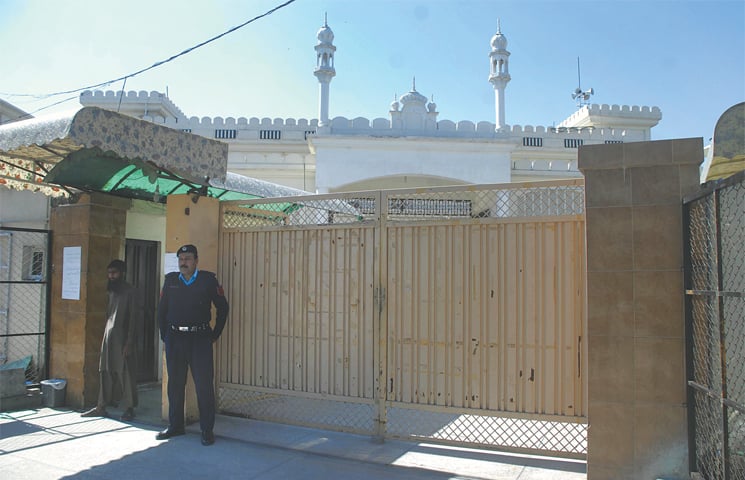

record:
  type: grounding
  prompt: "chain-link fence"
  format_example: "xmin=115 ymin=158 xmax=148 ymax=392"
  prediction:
xmin=685 ymin=170 xmax=745 ymax=479
xmin=0 ymin=227 xmax=50 ymax=384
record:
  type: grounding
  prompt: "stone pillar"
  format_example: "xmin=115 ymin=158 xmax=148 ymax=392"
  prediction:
xmin=161 ymin=194 xmax=220 ymax=424
xmin=49 ymin=194 xmax=129 ymax=408
xmin=579 ymin=138 xmax=703 ymax=479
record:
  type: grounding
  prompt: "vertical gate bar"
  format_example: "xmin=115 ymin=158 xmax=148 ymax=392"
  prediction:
xmin=43 ymin=229 xmax=52 ymax=381
xmin=714 ymin=189 xmax=732 ymax=479
xmin=682 ymin=197 xmax=699 ymax=475
xmin=2 ymin=231 xmax=13 ymax=368
xmin=375 ymin=191 xmax=387 ymax=441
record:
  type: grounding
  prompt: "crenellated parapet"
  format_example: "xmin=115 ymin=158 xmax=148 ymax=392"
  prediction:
xmin=79 ymin=90 xmax=187 ymax=121
xmin=558 ymin=103 xmax=662 ymax=131
xmin=159 ymin=115 xmax=320 ymax=142
xmin=79 ymin=90 xmax=656 ymax=144
xmin=164 ymin=117 xmax=319 ymax=128
xmin=319 ymin=115 xmax=649 ymax=143
xmin=159 ymin=113 xmax=645 ymax=144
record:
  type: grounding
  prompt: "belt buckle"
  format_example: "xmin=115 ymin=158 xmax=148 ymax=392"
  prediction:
xmin=178 ymin=326 xmax=190 ymax=332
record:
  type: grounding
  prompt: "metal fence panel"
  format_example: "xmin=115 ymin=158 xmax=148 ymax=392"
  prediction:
xmin=0 ymin=227 xmax=50 ymax=383
xmin=685 ymin=171 xmax=745 ymax=479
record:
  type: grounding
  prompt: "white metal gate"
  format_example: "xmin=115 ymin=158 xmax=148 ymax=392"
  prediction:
xmin=217 ymin=180 xmax=587 ymax=457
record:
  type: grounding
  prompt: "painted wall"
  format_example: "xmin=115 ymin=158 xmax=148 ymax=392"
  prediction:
xmin=312 ymin=136 xmax=513 ymax=192
xmin=0 ymin=190 xmax=49 ymax=229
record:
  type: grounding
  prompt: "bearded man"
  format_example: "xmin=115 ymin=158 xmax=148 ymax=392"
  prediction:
xmin=81 ymin=259 xmax=140 ymax=421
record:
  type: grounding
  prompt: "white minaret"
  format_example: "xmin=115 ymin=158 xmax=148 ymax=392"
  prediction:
xmin=488 ymin=21 xmax=510 ymax=131
xmin=314 ymin=14 xmax=336 ymax=127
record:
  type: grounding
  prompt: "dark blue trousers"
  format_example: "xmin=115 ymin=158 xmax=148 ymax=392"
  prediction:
xmin=164 ymin=332 xmax=215 ymax=433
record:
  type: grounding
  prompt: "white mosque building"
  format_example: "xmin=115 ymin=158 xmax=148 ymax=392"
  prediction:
xmin=78 ymin=20 xmax=662 ymax=194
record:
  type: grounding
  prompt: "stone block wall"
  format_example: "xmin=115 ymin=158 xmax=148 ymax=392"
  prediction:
xmin=580 ymin=138 xmax=703 ymax=479
xmin=49 ymin=194 xmax=129 ymax=407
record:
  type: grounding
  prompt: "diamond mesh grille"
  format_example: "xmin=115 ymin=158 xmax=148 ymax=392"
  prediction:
xmin=383 ymin=182 xmax=584 ymax=221
xmin=729 ymin=405 xmax=745 ymax=480
xmin=693 ymin=390 xmax=725 ymax=479
xmin=724 ymin=297 xmax=745 ymax=409
xmin=218 ymin=385 xmax=377 ymax=434
xmin=221 ymin=180 xmax=584 ymax=229
xmin=688 ymin=195 xmax=717 ymax=292
xmin=720 ymin=181 xmax=745 ymax=295
xmin=691 ymin=295 xmax=721 ymax=394
xmin=386 ymin=405 xmax=586 ymax=456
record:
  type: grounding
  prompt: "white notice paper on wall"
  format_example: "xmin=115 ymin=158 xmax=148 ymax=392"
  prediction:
xmin=61 ymin=246 xmax=81 ymax=300
xmin=164 ymin=252 xmax=179 ymax=274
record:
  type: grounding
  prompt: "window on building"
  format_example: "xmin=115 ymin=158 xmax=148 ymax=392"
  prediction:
xmin=215 ymin=129 xmax=237 ymax=139
xmin=260 ymin=130 xmax=282 ymax=140
xmin=22 ymin=246 xmax=45 ymax=281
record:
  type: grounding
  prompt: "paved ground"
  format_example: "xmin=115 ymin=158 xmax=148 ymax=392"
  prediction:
xmin=0 ymin=406 xmax=586 ymax=480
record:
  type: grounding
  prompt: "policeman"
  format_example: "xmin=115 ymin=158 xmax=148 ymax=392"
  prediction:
xmin=156 ymin=244 xmax=229 ymax=446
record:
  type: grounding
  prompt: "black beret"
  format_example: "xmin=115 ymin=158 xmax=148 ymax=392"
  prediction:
xmin=178 ymin=244 xmax=198 ymax=257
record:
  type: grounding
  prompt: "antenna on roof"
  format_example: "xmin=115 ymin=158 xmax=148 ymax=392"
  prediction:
xmin=571 ymin=57 xmax=594 ymax=107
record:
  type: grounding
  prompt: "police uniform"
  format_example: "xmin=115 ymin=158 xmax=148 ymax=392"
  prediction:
xmin=157 ymin=245 xmax=228 ymax=444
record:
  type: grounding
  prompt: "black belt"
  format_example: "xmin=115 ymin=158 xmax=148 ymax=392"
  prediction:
xmin=170 ymin=323 xmax=210 ymax=333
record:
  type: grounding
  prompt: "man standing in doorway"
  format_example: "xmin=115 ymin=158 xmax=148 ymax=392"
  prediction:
xmin=81 ymin=260 xmax=139 ymax=421
xmin=156 ymin=244 xmax=229 ymax=446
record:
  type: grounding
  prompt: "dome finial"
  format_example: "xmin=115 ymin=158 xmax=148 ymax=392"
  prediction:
xmin=412 ymin=76 xmax=416 ymax=91
xmin=324 ymin=12 xmax=328 ymax=27
xmin=497 ymin=18 xmax=501 ymax=34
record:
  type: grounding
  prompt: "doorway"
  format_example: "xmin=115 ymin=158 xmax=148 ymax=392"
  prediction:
xmin=124 ymin=239 xmax=160 ymax=383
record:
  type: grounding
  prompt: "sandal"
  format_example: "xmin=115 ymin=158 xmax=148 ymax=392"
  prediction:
xmin=81 ymin=406 xmax=107 ymax=418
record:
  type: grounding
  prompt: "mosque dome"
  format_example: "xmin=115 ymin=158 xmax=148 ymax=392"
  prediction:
xmin=317 ymin=24 xmax=334 ymax=44
xmin=490 ymin=31 xmax=507 ymax=50
xmin=400 ymin=89 xmax=427 ymax=106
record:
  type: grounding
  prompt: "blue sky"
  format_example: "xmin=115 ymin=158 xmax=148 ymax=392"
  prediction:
xmin=1 ymin=0 xmax=742 ymax=142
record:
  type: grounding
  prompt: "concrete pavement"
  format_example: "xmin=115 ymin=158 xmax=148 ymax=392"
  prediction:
xmin=0 ymin=407 xmax=586 ymax=479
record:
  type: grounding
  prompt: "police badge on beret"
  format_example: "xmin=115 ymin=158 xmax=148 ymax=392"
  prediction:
xmin=178 ymin=244 xmax=198 ymax=256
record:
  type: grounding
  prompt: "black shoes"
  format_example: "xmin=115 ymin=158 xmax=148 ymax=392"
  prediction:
xmin=201 ymin=430 xmax=215 ymax=446
xmin=155 ymin=426 xmax=213 ymax=445
xmin=155 ymin=427 xmax=185 ymax=440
